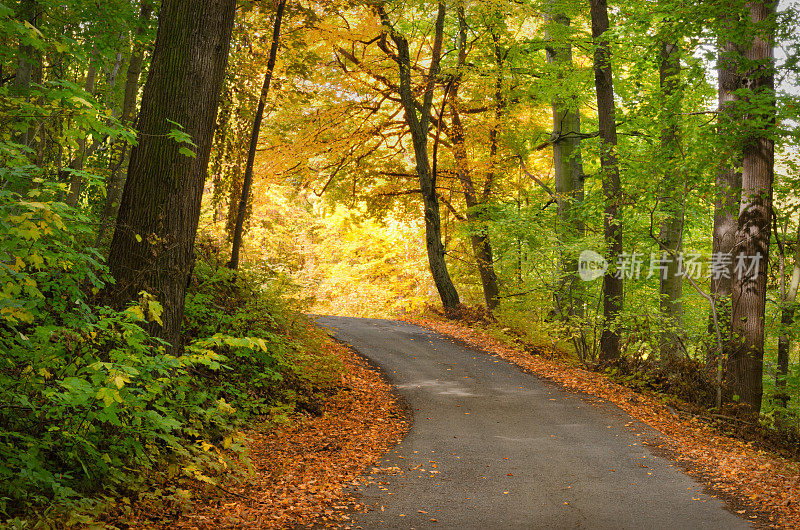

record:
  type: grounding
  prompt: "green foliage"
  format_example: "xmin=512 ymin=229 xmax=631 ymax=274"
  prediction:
xmin=0 ymin=180 xmax=185 ymax=519
xmin=0 ymin=181 xmax=341 ymax=525
xmin=183 ymin=258 xmax=342 ymax=417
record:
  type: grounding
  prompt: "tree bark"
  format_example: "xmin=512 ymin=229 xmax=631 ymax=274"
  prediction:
xmin=590 ymin=0 xmax=623 ymax=363
xmin=448 ymin=4 xmax=499 ymax=311
xmin=546 ymin=10 xmax=585 ymax=318
xmin=377 ymin=2 xmax=460 ymax=311
xmin=776 ymin=223 xmax=800 ymax=406
xmin=450 ymin=99 xmax=500 ymax=312
xmin=96 ymin=0 xmax=154 ymax=248
xmin=727 ymin=0 xmax=776 ymax=415
xmin=229 ymin=0 xmax=286 ymax=269
xmin=106 ymin=0 xmax=237 ymax=351
xmin=709 ymin=14 xmax=743 ymax=369
xmin=210 ymin=85 xmax=233 ymax=223
xmin=12 ymin=0 xmax=39 ymax=151
xmin=225 ymin=161 xmax=244 ymax=236
xmin=658 ymin=38 xmax=685 ymax=362
xmin=65 ymin=57 xmax=99 ymax=207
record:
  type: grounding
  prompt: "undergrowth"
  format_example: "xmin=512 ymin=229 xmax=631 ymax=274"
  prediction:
xmin=0 ymin=183 xmax=342 ymax=527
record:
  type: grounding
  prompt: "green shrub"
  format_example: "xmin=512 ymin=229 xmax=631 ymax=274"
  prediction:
xmin=184 ymin=259 xmax=342 ymax=417
xmin=0 ymin=184 xmax=342 ymax=525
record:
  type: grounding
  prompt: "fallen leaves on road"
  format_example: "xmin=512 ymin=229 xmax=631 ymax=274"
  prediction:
xmin=408 ymin=317 xmax=800 ymax=529
xmin=122 ymin=340 xmax=408 ymax=529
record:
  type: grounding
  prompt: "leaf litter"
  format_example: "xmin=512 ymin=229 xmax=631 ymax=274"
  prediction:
xmin=119 ymin=339 xmax=408 ymax=528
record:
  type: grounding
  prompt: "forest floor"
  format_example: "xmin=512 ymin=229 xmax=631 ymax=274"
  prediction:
xmin=405 ymin=315 xmax=800 ymax=529
xmin=119 ymin=339 xmax=408 ymax=529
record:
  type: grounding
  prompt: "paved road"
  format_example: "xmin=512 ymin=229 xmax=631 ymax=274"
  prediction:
xmin=316 ymin=316 xmax=749 ymax=529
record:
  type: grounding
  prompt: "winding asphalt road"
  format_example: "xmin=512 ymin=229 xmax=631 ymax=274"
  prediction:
xmin=316 ymin=316 xmax=750 ymax=529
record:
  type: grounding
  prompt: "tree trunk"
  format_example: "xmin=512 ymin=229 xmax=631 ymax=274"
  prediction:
xmin=709 ymin=15 xmax=743 ymax=369
xmin=210 ymin=86 xmax=233 ymax=223
xmin=106 ymin=0 xmax=236 ymax=351
xmin=590 ymin=0 xmax=623 ymax=363
xmin=105 ymin=50 xmax=124 ymax=96
xmin=96 ymin=0 xmax=154 ymax=248
xmin=65 ymin=58 xmax=98 ymax=207
xmin=12 ymin=0 xmax=39 ymax=151
xmin=377 ymin=2 xmax=460 ymax=311
xmin=229 ymin=0 xmax=286 ymax=269
xmin=776 ymin=224 xmax=800 ymax=406
xmin=450 ymin=100 xmax=500 ymax=312
xmin=486 ymin=31 xmax=505 ymax=206
xmin=727 ymin=0 xmax=775 ymax=415
xmin=658 ymin=38 xmax=685 ymax=362
xmin=448 ymin=4 xmax=499 ymax=311
xmin=545 ymin=11 xmax=585 ymax=318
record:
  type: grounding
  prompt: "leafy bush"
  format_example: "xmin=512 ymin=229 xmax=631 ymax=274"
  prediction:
xmin=184 ymin=258 xmax=342 ymax=417
xmin=0 ymin=184 xmax=342 ymax=525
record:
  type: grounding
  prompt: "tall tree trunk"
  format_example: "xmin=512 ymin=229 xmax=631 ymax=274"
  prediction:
xmin=658 ymin=37 xmax=685 ymax=362
xmin=105 ymin=49 xmax=124 ymax=96
xmin=727 ymin=0 xmax=776 ymax=415
xmin=487 ymin=31 xmax=505 ymax=206
xmin=590 ymin=0 xmax=623 ymax=363
xmin=96 ymin=0 xmax=154 ymax=248
xmin=229 ymin=0 xmax=286 ymax=269
xmin=377 ymin=2 xmax=460 ymax=311
xmin=776 ymin=221 xmax=799 ymax=407
xmin=12 ymin=0 xmax=39 ymax=152
xmin=106 ymin=0 xmax=236 ymax=351
xmin=709 ymin=15 xmax=743 ymax=371
xmin=210 ymin=86 xmax=233 ymax=223
xmin=449 ymin=4 xmax=500 ymax=311
xmin=450 ymin=100 xmax=500 ymax=312
xmin=545 ymin=10 xmax=585 ymax=318
xmin=65 ymin=58 xmax=98 ymax=207
xmin=225 ymin=160 xmax=244 ymax=236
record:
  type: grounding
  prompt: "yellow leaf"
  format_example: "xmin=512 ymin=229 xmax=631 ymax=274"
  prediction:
xmin=112 ymin=374 xmax=128 ymax=389
xmin=70 ymin=96 xmax=93 ymax=107
xmin=28 ymin=254 xmax=44 ymax=268
xmin=126 ymin=305 xmax=145 ymax=320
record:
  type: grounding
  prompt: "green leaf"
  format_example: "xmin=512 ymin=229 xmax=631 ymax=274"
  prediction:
xmin=179 ymin=146 xmax=197 ymax=158
xmin=95 ymin=387 xmax=123 ymax=407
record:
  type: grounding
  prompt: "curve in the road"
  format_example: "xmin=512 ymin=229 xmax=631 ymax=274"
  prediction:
xmin=316 ymin=316 xmax=750 ymax=530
